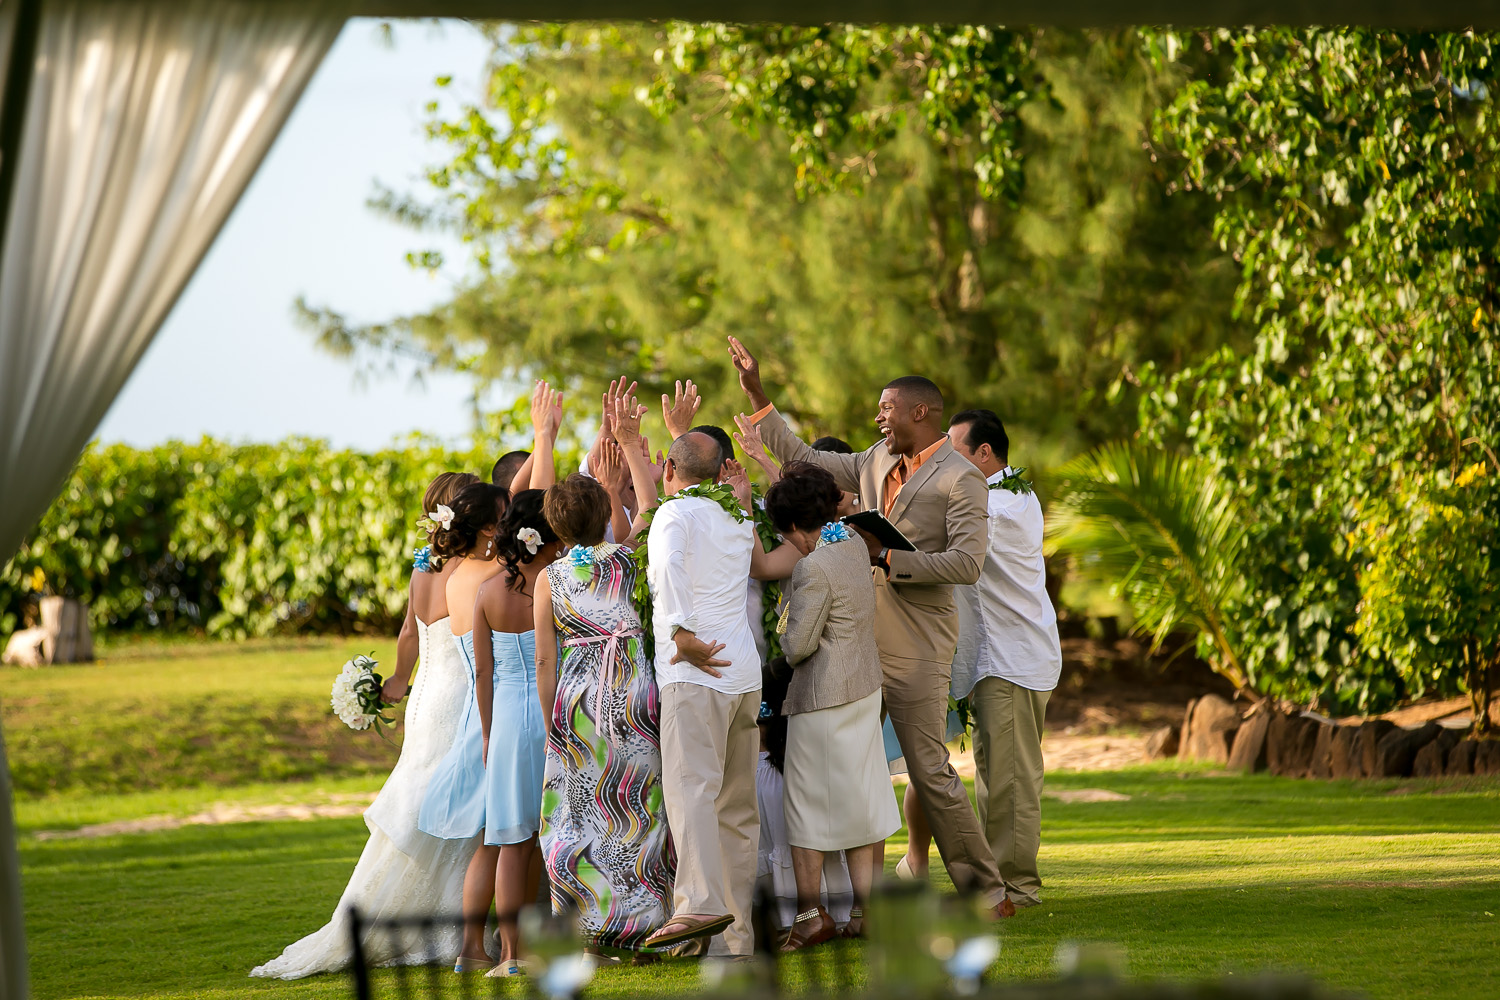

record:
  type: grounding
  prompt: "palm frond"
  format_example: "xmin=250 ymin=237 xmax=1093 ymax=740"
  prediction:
xmin=1046 ymin=441 xmax=1252 ymax=693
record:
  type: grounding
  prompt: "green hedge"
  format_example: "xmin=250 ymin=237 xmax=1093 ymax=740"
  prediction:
xmin=0 ymin=435 xmax=523 ymax=638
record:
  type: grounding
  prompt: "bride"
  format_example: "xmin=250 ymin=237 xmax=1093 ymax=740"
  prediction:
xmin=251 ymin=471 xmax=487 ymax=979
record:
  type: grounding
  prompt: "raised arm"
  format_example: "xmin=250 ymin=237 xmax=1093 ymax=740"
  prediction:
xmin=732 ymin=413 xmax=782 ymax=486
xmin=727 ymin=337 xmax=862 ymax=493
xmin=593 ymin=441 xmax=633 ymax=545
xmin=533 ymin=572 xmax=558 ymax=736
xmin=886 ymin=465 xmax=988 ymax=586
xmin=611 ymin=391 xmax=658 ymax=545
xmin=661 ymin=379 xmax=702 ymax=442
xmin=780 ymin=559 xmax=834 ymax=665
xmin=528 ymin=380 xmax=563 ymax=491
xmin=473 ymin=588 xmax=496 ymax=765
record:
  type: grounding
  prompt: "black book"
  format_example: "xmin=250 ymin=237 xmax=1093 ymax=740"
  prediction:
xmin=840 ymin=510 xmax=917 ymax=551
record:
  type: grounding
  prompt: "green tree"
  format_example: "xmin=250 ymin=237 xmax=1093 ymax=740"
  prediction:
xmin=1138 ymin=29 xmax=1500 ymax=713
xmin=312 ymin=23 xmax=1244 ymax=464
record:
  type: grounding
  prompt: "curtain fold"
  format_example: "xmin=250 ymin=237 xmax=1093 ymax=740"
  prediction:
xmin=0 ymin=3 xmax=348 ymax=996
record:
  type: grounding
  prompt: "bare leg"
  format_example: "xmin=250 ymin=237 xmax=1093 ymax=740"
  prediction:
xmin=903 ymin=783 xmax=932 ymax=877
xmin=789 ymin=846 xmax=827 ymax=913
xmin=460 ymin=844 xmax=501 ymax=961
xmin=844 ymin=841 xmax=881 ymax=934
xmin=494 ymin=835 xmax=539 ymax=961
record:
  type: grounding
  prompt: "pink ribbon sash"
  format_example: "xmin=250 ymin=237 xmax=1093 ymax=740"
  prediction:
xmin=563 ymin=623 xmax=642 ymax=728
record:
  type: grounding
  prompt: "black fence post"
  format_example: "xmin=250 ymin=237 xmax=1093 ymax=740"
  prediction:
xmin=348 ymin=906 xmax=372 ymax=1000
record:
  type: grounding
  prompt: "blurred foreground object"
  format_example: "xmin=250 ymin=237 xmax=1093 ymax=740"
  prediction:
xmin=1 ymin=598 xmax=91 ymax=665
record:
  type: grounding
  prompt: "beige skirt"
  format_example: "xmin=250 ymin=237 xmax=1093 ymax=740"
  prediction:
xmin=784 ymin=688 xmax=903 ymax=852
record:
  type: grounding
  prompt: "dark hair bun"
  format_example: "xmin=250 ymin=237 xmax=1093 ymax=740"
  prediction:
xmin=764 ymin=462 xmax=842 ymax=535
xmin=495 ymin=489 xmax=559 ymax=590
xmin=430 ymin=482 xmax=507 ymax=560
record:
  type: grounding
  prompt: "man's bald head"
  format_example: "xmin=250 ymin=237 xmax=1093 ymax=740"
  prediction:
xmin=667 ymin=431 xmax=724 ymax=485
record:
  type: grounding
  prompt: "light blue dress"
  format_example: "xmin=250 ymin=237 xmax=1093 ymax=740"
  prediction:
xmin=483 ymin=629 xmax=546 ymax=846
xmin=418 ymin=630 xmax=487 ymax=840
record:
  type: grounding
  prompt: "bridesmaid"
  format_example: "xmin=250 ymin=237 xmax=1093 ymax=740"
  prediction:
xmin=416 ymin=481 xmax=508 ymax=970
xmin=535 ymin=397 xmax=673 ymax=959
xmin=463 ymin=491 xmax=563 ymax=977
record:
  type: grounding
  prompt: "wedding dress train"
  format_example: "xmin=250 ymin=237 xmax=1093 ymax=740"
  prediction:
xmin=250 ymin=616 xmax=478 ymax=979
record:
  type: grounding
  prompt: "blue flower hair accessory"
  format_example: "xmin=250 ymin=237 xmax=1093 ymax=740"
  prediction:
xmin=819 ymin=521 xmax=852 ymax=546
xmin=412 ymin=545 xmax=433 ymax=573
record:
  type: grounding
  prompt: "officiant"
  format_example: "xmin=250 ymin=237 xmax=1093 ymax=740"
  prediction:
xmin=727 ymin=337 xmax=1015 ymax=917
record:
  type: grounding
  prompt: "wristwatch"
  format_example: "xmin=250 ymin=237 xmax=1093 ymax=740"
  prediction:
xmin=875 ymin=547 xmax=891 ymax=575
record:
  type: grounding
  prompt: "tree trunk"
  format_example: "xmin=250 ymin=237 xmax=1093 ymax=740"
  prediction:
xmin=1468 ymin=645 xmax=1495 ymax=739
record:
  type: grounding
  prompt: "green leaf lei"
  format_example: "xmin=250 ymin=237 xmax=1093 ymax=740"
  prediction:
xmin=990 ymin=466 xmax=1034 ymax=495
xmin=628 ymin=481 xmax=783 ymax=664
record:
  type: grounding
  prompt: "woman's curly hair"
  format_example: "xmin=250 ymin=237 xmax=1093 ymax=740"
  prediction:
xmin=430 ymin=482 xmax=507 ymax=562
xmin=494 ymin=489 xmax=558 ymax=591
xmin=420 ymin=471 xmax=481 ymax=571
xmin=763 ymin=461 xmax=841 ymax=534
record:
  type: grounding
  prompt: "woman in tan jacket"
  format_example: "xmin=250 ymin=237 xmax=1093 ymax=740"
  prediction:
xmin=766 ymin=463 xmax=901 ymax=951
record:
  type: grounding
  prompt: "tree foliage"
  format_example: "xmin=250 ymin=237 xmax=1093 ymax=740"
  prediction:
xmin=315 ymin=23 xmax=1244 ymax=459
xmin=1137 ymin=29 xmax=1500 ymax=714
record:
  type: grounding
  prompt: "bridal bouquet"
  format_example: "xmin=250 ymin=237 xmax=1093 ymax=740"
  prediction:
xmin=330 ymin=653 xmax=394 ymax=733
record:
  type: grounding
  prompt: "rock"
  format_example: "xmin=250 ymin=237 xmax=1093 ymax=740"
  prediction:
xmin=1371 ymin=721 xmax=1443 ymax=778
xmin=1476 ymin=740 xmax=1500 ymax=777
xmin=1353 ymin=719 xmax=1399 ymax=778
xmin=1413 ymin=728 xmax=1462 ymax=777
xmin=1179 ymin=694 xmax=1241 ymax=764
xmin=1227 ymin=709 xmax=1270 ymax=773
xmin=1143 ymin=725 xmax=1180 ymax=761
xmin=1267 ymin=713 xmax=1321 ymax=778
xmin=1309 ymin=722 xmax=1336 ymax=779
xmin=1329 ymin=725 xmax=1360 ymax=779
xmin=1447 ymin=739 xmax=1478 ymax=776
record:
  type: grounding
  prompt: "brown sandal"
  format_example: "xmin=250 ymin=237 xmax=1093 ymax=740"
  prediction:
xmin=841 ymin=906 xmax=865 ymax=939
xmin=643 ymin=914 xmax=734 ymax=949
xmin=779 ymin=907 xmax=836 ymax=952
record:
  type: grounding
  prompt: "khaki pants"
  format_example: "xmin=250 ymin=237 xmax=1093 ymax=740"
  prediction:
xmin=970 ymin=676 xmax=1050 ymax=906
xmin=659 ymin=683 xmax=761 ymax=956
xmin=883 ymin=655 xmax=1006 ymax=904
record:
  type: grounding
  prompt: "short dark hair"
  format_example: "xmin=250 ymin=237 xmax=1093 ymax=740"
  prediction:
xmin=811 ymin=436 xmax=854 ymax=454
xmin=884 ymin=375 xmax=944 ymax=414
xmin=543 ymin=474 xmax=612 ymax=547
xmin=430 ymin=482 xmax=507 ymax=561
xmin=668 ymin=432 xmax=723 ymax=483
xmin=689 ymin=424 xmax=734 ymax=470
xmin=492 ymin=450 xmax=530 ymax=489
xmin=950 ymin=409 xmax=1009 ymax=465
xmin=764 ymin=462 xmax=842 ymax=535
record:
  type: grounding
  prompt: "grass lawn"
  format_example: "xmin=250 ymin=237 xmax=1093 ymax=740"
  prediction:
xmin=8 ymin=640 xmax=1500 ymax=999
xmin=3 ymin=638 xmax=400 ymax=797
xmin=20 ymin=769 xmax=1500 ymax=1000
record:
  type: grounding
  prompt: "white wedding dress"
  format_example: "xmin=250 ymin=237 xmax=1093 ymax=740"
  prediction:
xmin=251 ymin=616 xmax=478 ymax=979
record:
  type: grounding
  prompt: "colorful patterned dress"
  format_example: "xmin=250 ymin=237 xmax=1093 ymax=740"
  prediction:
xmin=540 ymin=543 xmax=674 ymax=949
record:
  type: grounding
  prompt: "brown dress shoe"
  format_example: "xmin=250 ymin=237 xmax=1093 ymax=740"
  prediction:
xmin=780 ymin=907 xmax=837 ymax=952
xmin=992 ymin=898 xmax=1018 ymax=919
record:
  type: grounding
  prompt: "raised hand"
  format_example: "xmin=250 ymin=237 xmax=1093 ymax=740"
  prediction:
xmin=661 ymin=379 xmax=702 ymax=441
xmin=531 ymin=380 xmax=563 ymax=441
xmin=640 ymin=434 xmax=665 ymax=485
xmin=727 ymin=336 xmax=770 ymax=410
xmin=595 ymin=441 xmax=628 ymax=498
xmin=722 ymin=458 xmax=753 ymax=512
xmin=732 ymin=412 xmax=778 ymax=482
xmin=611 ymin=390 xmax=649 ymax=449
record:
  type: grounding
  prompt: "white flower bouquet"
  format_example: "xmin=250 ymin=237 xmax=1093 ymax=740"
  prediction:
xmin=330 ymin=653 xmax=394 ymax=734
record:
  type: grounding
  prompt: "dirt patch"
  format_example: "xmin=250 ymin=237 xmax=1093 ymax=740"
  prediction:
xmin=33 ymin=793 xmax=378 ymax=841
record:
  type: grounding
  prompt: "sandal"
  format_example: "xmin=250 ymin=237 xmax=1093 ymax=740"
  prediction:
xmin=643 ymin=914 xmax=735 ymax=949
xmin=484 ymin=960 xmax=525 ymax=978
xmin=841 ymin=906 xmax=865 ymax=939
xmin=453 ymin=954 xmax=497 ymax=973
xmin=779 ymin=907 xmax=836 ymax=953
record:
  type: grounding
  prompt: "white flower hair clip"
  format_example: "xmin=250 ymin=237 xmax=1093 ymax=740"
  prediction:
xmin=517 ymin=527 xmax=542 ymax=556
xmin=429 ymin=504 xmax=455 ymax=531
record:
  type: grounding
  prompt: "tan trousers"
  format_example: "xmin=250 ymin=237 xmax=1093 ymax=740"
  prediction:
xmin=970 ymin=676 xmax=1050 ymax=906
xmin=883 ymin=654 xmax=1006 ymax=904
xmin=659 ymin=682 xmax=761 ymax=956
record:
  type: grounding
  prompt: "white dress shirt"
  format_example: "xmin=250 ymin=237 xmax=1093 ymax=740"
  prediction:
xmin=647 ymin=495 xmax=761 ymax=695
xmin=951 ymin=467 xmax=1063 ymax=696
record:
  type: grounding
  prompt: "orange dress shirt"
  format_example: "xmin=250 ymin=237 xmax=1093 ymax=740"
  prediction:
xmin=748 ymin=403 xmax=947 ymax=517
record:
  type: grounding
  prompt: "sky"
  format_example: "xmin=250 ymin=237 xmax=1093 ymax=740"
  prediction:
xmin=96 ymin=19 xmax=502 ymax=451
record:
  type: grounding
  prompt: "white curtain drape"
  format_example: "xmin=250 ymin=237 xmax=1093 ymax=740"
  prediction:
xmin=0 ymin=3 xmax=347 ymax=996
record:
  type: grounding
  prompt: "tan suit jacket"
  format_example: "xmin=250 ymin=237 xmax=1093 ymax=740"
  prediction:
xmin=779 ymin=536 xmax=883 ymax=715
xmin=756 ymin=408 xmax=989 ymax=670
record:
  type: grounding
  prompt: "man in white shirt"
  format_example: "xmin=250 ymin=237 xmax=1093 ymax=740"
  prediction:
xmin=945 ymin=408 xmax=1062 ymax=909
xmin=642 ymin=432 xmax=763 ymax=956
